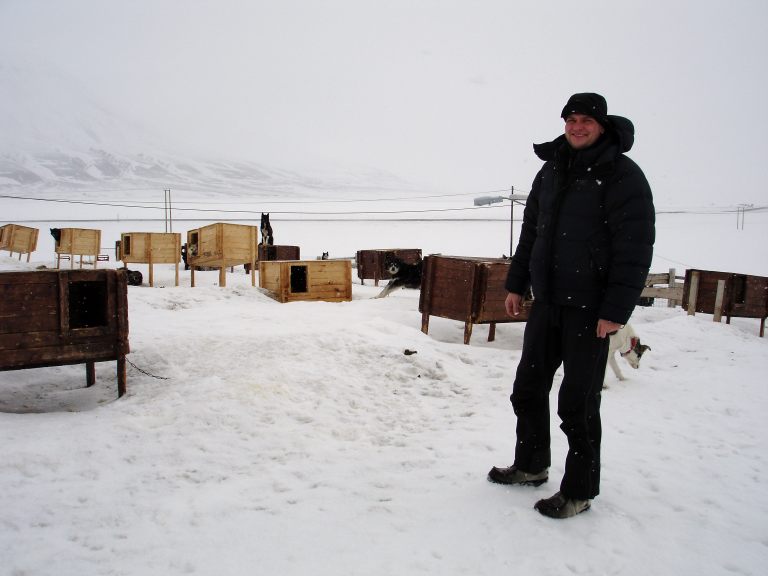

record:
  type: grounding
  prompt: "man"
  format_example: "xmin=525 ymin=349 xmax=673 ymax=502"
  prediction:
xmin=488 ymin=93 xmax=655 ymax=518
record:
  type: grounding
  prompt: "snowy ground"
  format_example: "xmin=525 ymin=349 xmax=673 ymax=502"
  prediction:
xmin=1 ymin=214 xmax=767 ymax=576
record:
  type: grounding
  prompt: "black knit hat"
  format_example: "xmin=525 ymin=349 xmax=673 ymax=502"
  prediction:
xmin=561 ymin=93 xmax=608 ymax=126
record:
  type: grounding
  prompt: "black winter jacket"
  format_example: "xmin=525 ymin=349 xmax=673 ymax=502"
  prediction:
xmin=505 ymin=115 xmax=655 ymax=325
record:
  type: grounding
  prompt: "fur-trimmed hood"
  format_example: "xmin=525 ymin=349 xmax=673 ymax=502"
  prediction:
xmin=533 ymin=115 xmax=635 ymax=163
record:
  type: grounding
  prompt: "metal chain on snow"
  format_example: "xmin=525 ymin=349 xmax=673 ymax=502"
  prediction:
xmin=127 ymin=358 xmax=170 ymax=380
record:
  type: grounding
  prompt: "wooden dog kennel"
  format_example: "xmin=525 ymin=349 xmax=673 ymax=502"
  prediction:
xmin=53 ymin=228 xmax=102 ymax=269
xmin=119 ymin=232 xmax=182 ymax=287
xmin=419 ymin=255 xmax=530 ymax=345
xmin=187 ymin=223 xmax=258 ymax=287
xmin=0 ymin=269 xmax=130 ymax=397
xmin=244 ymin=245 xmax=301 ymax=273
xmin=259 ymin=259 xmax=352 ymax=303
xmin=683 ymin=269 xmax=768 ymax=336
xmin=0 ymin=224 xmax=39 ymax=262
xmin=356 ymin=248 xmax=422 ymax=286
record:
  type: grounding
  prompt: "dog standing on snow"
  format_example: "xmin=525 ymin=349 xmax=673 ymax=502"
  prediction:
xmin=376 ymin=256 xmax=422 ymax=298
xmin=606 ymin=324 xmax=651 ymax=382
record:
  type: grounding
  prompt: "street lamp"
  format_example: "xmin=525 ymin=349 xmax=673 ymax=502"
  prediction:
xmin=474 ymin=189 xmax=529 ymax=256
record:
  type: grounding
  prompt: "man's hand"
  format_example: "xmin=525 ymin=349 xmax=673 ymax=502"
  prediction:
xmin=505 ymin=292 xmax=522 ymax=317
xmin=596 ymin=319 xmax=623 ymax=338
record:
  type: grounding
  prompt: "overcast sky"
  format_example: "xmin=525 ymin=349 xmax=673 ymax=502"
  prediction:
xmin=1 ymin=0 xmax=766 ymax=206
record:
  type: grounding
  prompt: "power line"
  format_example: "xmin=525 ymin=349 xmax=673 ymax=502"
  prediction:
xmin=3 ymin=192 xmax=766 ymax=216
xmin=1 ymin=187 xmax=518 ymax=205
xmin=0 ymin=192 xmax=507 ymax=216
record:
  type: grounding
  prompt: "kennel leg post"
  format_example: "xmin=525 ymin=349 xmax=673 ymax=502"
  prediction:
xmin=463 ymin=321 xmax=474 ymax=345
xmin=687 ymin=271 xmax=700 ymax=316
xmin=420 ymin=312 xmax=430 ymax=336
xmin=488 ymin=322 xmax=497 ymax=342
xmin=117 ymin=356 xmax=127 ymax=398
xmin=86 ymin=361 xmax=96 ymax=387
xmin=175 ymin=262 xmax=180 ymax=287
xmin=713 ymin=279 xmax=726 ymax=323
xmin=190 ymin=266 xmax=196 ymax=287
xmin=219 ymin=267 xmax=227 ymax=287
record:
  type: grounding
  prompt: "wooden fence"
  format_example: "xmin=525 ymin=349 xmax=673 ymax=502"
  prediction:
xmin=641 ymin=268 xmax=684 ymax=307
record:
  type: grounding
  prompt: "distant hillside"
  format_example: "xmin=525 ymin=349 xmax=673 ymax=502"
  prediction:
xmin=0 ymin=61 xmax=418 ymax=198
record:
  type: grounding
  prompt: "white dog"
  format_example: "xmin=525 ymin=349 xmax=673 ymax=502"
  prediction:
xmin=606 ymin=324 xmax=651 ymax=382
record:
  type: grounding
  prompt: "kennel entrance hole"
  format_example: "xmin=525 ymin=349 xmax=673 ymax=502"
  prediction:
xmin=68 ymin=280 xmax=108 ymax=328
xmin=290 ymin=265 xmax=308 ymax=293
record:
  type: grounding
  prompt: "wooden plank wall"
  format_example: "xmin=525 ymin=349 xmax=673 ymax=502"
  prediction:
xmin=0 ymin=224 xmax=39 ymax=256
xmin=259 ymin=260 xmax=352 ymax=303
xmin=121 ymin=232 xmax=181 ymax=264
xmin=0 ymin=270 xmax=130 ymax=391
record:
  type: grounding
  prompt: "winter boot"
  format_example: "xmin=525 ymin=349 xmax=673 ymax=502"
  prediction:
xmin=487 ymin=465 xmax=548 ymax=486
xmin=534 ymin=491 xmax=591 ymax=519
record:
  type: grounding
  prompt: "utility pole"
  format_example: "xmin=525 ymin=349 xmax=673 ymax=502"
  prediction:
xmin=473 ymin=188 xmax=528 ymax=257
xmin=737 ymin=204 xmax=753 ymax=230
xmin=164 ymin=189 xmax=173 ymax=232
xmin=508 ymin=186 xmax=515 ymax=257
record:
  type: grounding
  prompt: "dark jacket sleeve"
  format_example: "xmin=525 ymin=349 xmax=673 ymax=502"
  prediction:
xmin=505 ymin=169 xmax=542 ymax=295
xmin=599 ymin=157 xmax=656 ymax=324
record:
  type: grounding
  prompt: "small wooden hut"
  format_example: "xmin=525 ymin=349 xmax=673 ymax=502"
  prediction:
xmin=0 ymin=224 xmax=39 ymax=262
xmin=186 ymin=223 xmax=258 ymax=287
xmin=0 ymin=269 xmax=130 ymax=397
xmin=356 ymin=248 xmax=422 ymax=286
xmin=419 ymin=255 xmax=530 ymax=344
xmin=53 ymin=227 xmax=102 ymax=269
xmin=259 ymin=259 xmax=352 ymax=303
xmin=683 ymin=269 xmax=768 ymax=336
xmin=118 ymin=232 xmax=182 ymax=287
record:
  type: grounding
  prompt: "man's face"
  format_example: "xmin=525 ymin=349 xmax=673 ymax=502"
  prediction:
xmin=564 ymin=113 xmax=605 ymax=150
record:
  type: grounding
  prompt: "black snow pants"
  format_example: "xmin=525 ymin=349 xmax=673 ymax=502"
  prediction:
xmin=510 ymin=301 xmax=608 ymax=500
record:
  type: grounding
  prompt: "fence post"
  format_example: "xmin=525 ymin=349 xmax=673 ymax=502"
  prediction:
xmin=687 ymin=271 xmax=699 ymax=316
xmin=668 ymin=268 xmax=677 ymax=308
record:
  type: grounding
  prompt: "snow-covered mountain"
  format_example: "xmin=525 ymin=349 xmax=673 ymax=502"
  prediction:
xmin=0 ymin=61 xmax=418 ymax=198
xmin=0 ymin=148 xmax=419 ymax=199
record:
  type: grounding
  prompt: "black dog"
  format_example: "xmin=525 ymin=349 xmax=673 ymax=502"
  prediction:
xmin=376 ymin=256 xmax=422 ymax=298
xmin=181 ymin=243 xmax=190 ymax=271
xmin=124 ymin=269 xmax=143 ymax=286
xmin=260 ymin=213 xmax=274 ymax=246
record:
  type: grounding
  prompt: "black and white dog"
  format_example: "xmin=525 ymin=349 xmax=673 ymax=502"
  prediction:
xmin=606 ymin=324 xmax=651 ymax=382
xmin=376 ymin=256 xmax=423 ymax=298
xmin=260 ymin=212 xmax=274 ymax=246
